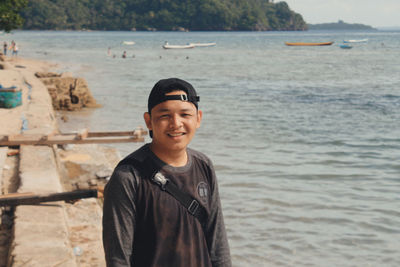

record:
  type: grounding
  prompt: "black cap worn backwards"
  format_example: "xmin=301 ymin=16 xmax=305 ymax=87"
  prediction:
xmin=148 ymin=78 xmax=200 ymax=113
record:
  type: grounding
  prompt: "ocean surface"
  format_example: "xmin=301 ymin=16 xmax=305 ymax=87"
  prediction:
xmin=5 ymin=30 xmax=400 ymax=266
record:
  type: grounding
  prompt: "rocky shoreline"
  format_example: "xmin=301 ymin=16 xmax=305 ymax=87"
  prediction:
xmin=36 ymin=71 xmax=100 ymax=111
xmin=0 ymin=55 xmax=122 ymax=266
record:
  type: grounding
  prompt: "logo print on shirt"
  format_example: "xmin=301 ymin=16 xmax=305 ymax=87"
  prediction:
xmin=197 ymin=182 xmax=209 ymax=204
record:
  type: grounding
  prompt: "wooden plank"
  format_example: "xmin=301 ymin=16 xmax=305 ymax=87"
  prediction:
xmin=0 ymin=129 xmax=147 ymax=146
xmin=0 ymin=147 xmax=8 ymax=192
xmin=5 ymin=134 xmax=44 ymax=141
xmin=0 ymin=137 xmax=145 ymax=146
xmin=76 ymin=128 xmax=89 ymax=140
xmin=88 ymin=129 xmax=147 ymax=137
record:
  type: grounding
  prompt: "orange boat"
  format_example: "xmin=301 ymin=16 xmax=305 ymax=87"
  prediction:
xmin=285 ymin=42 xmax=334 ymax=46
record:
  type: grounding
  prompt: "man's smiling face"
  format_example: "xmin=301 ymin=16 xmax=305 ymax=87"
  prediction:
xmin=144 ymin=90 xmax=202 ymax=155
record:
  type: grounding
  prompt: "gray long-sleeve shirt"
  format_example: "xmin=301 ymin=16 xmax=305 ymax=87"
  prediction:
xmin=102 ymin=144 xmax=231 ymax=267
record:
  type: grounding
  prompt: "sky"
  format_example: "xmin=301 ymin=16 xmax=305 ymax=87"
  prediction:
xmin=281 ymin=0 xmax=400 ymax=28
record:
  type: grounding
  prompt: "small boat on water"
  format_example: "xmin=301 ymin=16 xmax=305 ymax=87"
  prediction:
xmin=122 ymin=41 xmax=135 ymax=45
xmin=339 ymin=44 xmax=352 ymax=49
xmin=162 ymin=42 xmax=195 ymax=49
xmin=189 ymin=42 xmax=216 ymax=47
xmin=285 ymin=41 xmax=334 ymax=46
xmin=343 ymin=39 xmax=368 ymax=43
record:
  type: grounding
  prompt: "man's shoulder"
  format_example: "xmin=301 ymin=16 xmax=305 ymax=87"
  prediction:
xmin=188 ymin=147 xmax=213 ymax=167
xmin=118 ymin=144 xmax=150 ymax=167
xmin=112 ymin=144 xmax=152 ymax=177
xmin=109 ymin=144 xmax=151 ymax=186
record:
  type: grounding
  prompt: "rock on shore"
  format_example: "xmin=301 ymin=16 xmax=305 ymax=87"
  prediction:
xmin=36 ymin=72 xmax=100 ymax=111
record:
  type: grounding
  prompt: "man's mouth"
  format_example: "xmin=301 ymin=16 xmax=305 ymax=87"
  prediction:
xmin=168 ymin=132 xmax=185 ymax=137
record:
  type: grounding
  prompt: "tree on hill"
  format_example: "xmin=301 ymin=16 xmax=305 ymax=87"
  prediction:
xmin=0 ymin=0 xmax=27 ymax=32
xmin=19 ymin=0 xmax=307 ymax=31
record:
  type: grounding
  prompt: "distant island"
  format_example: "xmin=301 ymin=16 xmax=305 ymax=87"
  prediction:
xmin=308 ymin=20 xmax=377 ymax=31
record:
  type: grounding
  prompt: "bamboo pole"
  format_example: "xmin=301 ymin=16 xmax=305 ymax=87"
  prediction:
xmin=0 ymin=186 xmax=104 ymax=207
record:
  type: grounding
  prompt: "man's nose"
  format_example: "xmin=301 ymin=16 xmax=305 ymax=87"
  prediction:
xmin=169 ymin=114 xmax=182 ymax=128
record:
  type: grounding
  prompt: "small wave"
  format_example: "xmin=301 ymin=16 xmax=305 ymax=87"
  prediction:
xmin=223 ymin=182 xmax=264 ymax=188
xmin=261 ymin=197 xmax=293 ymax=208
xmin=331 ymin=237 xmax=384 ymax=246
xmin=358 ymin=221 xmax=400 ymax=234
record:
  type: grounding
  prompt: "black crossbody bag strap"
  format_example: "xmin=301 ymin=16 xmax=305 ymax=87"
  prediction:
xmin=120 ymin=156 xmax=208 ymax=230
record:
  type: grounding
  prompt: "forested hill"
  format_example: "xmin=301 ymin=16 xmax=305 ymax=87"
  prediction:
xmin=308 ymin=20 xmax=377 ymax=31
xmin=20 ymin=0 xmax=307 ymax=31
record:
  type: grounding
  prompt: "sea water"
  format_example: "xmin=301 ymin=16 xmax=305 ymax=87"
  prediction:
xmin=6 ymin=30 xmax=400 ymax=266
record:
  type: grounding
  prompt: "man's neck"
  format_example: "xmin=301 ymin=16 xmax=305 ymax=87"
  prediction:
xmin=149 ymin=143 xmax=188 ymax=167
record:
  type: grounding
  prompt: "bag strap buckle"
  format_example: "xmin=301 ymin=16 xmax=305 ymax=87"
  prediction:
xmin=188 ymin=199 xmax=199 ymax=215
xmin=152 ymin=172 xmax=168 ymax=191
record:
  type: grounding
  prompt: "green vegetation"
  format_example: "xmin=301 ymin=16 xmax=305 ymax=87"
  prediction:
xmin=308 ymin=20 xmax=377 ymax=31
xmin=0 ymin=0 xmax=28 ymax=32
xmin=19 ymin=0 xmax=307 ymax=31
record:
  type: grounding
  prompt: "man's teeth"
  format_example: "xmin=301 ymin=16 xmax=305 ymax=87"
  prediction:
xmin=169 ymin=133 xmax=183 ymax=137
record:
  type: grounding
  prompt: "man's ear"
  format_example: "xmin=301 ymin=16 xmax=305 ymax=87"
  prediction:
xmin=143 ymin=112 xmax=152 ymax=130
xmin=196 ymin=110 xmax=203 ymax=129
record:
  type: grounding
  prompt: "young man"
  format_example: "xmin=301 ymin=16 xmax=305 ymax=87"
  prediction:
xmin=103 ymin=78 xmax=231 ymax=267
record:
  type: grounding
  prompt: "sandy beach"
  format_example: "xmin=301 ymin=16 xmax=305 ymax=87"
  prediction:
xmin=0 ymin=56 xmax=58 ymax=136
xmin=1 ymin=55 xmax=118 ymax=266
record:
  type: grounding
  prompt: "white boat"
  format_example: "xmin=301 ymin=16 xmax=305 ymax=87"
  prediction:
xmin=162 ymin=42 xmax=195 ymax=49
xmin=189 ymin=42 xmax=216 ymax=47
xmin=122 ymin=41 xmax=135 ymax=45
xmin=343 ymin=39 xmax=368 ymax=43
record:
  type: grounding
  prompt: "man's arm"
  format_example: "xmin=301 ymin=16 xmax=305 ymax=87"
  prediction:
xmin=206 ymin=165 xmax=232 ymax=267
xmin=102 ymin=165 xmax=138 ymax=267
